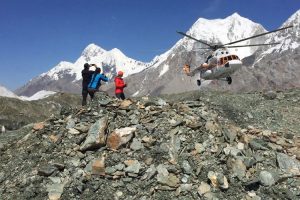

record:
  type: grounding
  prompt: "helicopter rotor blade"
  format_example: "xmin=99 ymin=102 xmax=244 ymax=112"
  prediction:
xmin=226 ymin=43 xmax=280 ymax=48
xmin=176 ymin=31 xmax=214 ymax=48
xmin=192 ymin=47 xmax=213 ymax=50
xmin=224 ymin=25 xmax=293 ymax=46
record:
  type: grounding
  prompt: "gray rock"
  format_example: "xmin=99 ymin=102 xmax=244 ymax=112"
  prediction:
xmin=105 ymin=166 xmax=117 ymax=174
xmin=114 ymin=163 xmax=125 ymax=171
xmin=130 ymin=138 xmax=144 ymax=151
xmin=223 ymin=129 xmax=237 ymax=143
xmin=53 ymin=163 xmax=65 ymax=171
xmin=66 ymin=118 xmax=76 ymax=129
xmin=168 ymin=133 xmax=181 ymax=163
xmin=141 ymin=164 xmax=156 ymax=180
xmin=68 ymin=128 xmax=80 ymax=135
xmin=1 ymin=125 xmax=5 ymax=133
xmin=46 ymin=183 xmax=65 ymax=200
xmin=259 ymin=171 xmax=275 ymax=186
xmin=124 ymin=160 xmax=141 ymax=174
xmin=244 ymin=157 xmax=256 ymax=169
xmin=122 ymin=177 xmax=133 ymax=182
xmin=232 ymin=159 xmax=246 ymax=180
xmin=80 ymin=117 xmax=108 ymax=151
xmin=249 ymin=139 xmax=268 ymax=151
xmin=38 ymin=165 xmax=57 ymax=177
xmin=263 ymin=91 xmax=277 ymax=100
xmin=157 ymin=98 xmax=167 ymax=106
xmin=181 ymin=160 xmax=193 ymax=175
xmin=277 ymin=153 xmax=300 ymax=174
xmin=0 ymin=142 xmax=4 ymax=151
xmin=99 ymin=99 xmax=111 ymax=106
xmin=0 ymin=172 xmax=5 ymax=183
xmin=74 ymin=123 xmax=90 ymax=133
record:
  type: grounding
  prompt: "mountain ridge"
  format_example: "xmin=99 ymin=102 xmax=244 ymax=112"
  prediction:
xmin=15 ymin=11 xmax=300 ymax=97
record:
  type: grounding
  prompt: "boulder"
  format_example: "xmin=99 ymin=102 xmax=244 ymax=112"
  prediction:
xmin=80 ymin=117 xmax=108 ymax=151
xmin=107 ymin=127 xmax=136 ymax=150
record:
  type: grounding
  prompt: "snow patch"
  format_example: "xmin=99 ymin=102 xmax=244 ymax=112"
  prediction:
xmin=0 ymin=85 xmax=18 ymax=98
xmin=20 ymin=90 xmax=56 ymax=101
xmin=132 ymin=91 xmax=139 ymax=97
xmin=159 ymin=64 xmax=169 ymax=77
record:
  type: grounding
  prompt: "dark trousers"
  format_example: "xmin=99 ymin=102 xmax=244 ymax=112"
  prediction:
xmin=82 ymin=89 xmax=95 ymax=106
xmin=116 ymin=93 xmax=125 ymax=100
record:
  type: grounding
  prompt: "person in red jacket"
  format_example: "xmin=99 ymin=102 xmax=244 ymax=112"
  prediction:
xmin=114 ymin=71 xmax=127 ymax=100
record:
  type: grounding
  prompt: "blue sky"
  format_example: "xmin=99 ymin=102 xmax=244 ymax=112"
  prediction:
xmin=0 ymin=0 xmax=299 ymax=90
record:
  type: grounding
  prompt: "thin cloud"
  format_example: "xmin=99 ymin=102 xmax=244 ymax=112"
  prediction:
xmin=202 ymin=0 xmax=222 ymax=14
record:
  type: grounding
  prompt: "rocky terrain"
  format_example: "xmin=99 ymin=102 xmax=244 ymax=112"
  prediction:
xmin=0 ymin=89 xmax=300 ymax=200
xmin=0 ymin=92 xmax=81 ymax=130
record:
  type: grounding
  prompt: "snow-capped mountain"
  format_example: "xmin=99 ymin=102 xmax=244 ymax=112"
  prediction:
xmin=16 ymin=11 xmax=300 ymax=97
xmin=228 ymin=9 xmax=300 ymax=91
xmin=112 ymin=12 xmax=274 ymax=96
xmin=180 ymin=12 xmax=267 ymax=59
xmin=15 ymin=44 xmax=150 ymax=96
xmin=0 ymin=85 xmax=19 ymax=98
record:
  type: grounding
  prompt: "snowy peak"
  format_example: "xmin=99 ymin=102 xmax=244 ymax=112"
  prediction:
xmin=148 ymin=13 xmax=268 ymax=70
xmin=109 ymin=48 xmax=126 ymax=58
xmin=41 ymin=61 xmax=74 ymax=80
xmin=29 ymin=43 xmax=149 ymax=88
xmin=166 ymin=12 xmax=267 ymax=60
xmin=284 ymin=9 xmax=300 ymax=26
xmin=188 ymin=12 xmax=265 ymax=42
xmin=81 ymin=43 xmax=106 ymax=59
xmin=258 ymin=10 xmax=300 ymax=57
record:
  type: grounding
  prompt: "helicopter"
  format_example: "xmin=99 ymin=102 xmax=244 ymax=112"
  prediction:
xmin=177 ymin=25 xmax=293 ymax=85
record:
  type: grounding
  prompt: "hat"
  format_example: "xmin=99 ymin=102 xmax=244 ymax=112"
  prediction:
xmin=84 ymin=63 xmax=90 ymax=69
xmin=95 ymin=67 xmax=101 ymax=73
xmin=117 ymin=71 xmax=124 ymax=76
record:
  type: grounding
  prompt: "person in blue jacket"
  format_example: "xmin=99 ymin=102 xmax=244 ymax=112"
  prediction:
xmin=87 ymin=67 xmax=109 ymax=100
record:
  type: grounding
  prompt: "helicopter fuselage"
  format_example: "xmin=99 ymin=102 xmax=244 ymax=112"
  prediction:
xmin=200 ymin=48 xmax=242 ymax=80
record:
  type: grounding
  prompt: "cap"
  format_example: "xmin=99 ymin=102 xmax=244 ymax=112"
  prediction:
xmin=117 ymin=71 xmax=124 ymax=76
xmin=84 ymin=63 xmax=90 ymax=69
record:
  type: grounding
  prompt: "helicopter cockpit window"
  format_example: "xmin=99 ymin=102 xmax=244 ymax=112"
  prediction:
xmin=220 ymin=57 xmax=224 ymax=65
xmin=224 ymin=57 xmax=228 ymax=63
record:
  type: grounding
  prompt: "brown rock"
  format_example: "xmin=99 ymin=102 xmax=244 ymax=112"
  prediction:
xmin=205 ymin=121 xmax=221 ymax=134
xmin=33 ymin=122 xmax=44 ymax=131
xmin=198 ymin=182 xmax=211 ymax=196
xmin=119 ymin=99 xmax=132 ymax=109
xmin=92 ymin=157 xmax=105 ymax=175
xmin=49 ymin=135 xmax=59 ymax=143
xmin=107 ymin=127 xmax=136 ymax=150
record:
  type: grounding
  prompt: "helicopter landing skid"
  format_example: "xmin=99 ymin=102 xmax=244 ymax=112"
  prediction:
xmin=219 ymin=77 xmax=232 ymax=85
xmin=197 ymin=79 xmax=201 ymax=86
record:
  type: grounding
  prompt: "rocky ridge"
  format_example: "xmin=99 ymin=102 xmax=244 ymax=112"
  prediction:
xmin=0 ymin=91 xmax=300 ymax=199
